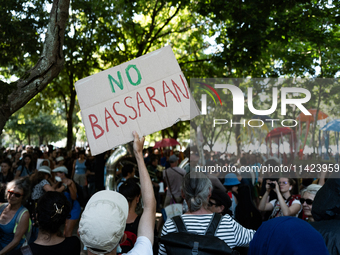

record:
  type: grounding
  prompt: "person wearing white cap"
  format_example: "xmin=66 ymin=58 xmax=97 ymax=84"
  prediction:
xmin=55 ymin=156 xmax=65 ymax=168
xmin=31 ymin=166 xmax=66 ymax=200
xmin=52 ymin=166 xmax=80 ymax=237
xmin=79 ymin=131 xmax=156 ymax=255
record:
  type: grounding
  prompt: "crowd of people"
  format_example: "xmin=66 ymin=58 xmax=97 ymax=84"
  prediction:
xmin=0 ymin=139 xmax=338 ymax=254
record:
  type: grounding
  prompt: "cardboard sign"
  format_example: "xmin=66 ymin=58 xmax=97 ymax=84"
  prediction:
xmin=75 ymin=46 xmax=200 ymax=155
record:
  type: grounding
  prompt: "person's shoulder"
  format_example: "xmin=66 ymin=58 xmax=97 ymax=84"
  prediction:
xmin=291 ymin=199 xmax=301 ymax=204
xmin=41 ymin=179 xmax=50 ymax=185
xmin=175 ymin=167 xmax=186 ymax=173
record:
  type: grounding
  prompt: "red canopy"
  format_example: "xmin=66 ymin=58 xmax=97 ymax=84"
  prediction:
xmin=266 ymin=127 xmax=296 ymax=162
xmin=296 ymin=109 xmax=328 ymax=122
xmin=153 ymin=138 xmax=180 ymax=148
xmin=265 ymin=127 xmax=295 ymax=141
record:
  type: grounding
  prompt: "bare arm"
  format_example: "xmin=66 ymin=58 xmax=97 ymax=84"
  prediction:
xmin=133 ymin=131 xmax=156 ymax=245
xmin=43 ymin=183 xmax=65 ymax=193
xmin=274 ymin=182 xmax=301 ymax=216
xmin=72 ymin=160 xmax=76 ymax=179
xmin=65 ymin=179 xmax=77 ymax=200
xmin=0 ymin=211 xmax=29 ymax=255
xmin=258 ymin=181 xmax=274 ymax=211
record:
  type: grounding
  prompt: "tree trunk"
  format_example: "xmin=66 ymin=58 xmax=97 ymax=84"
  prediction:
xmin=66 ymin=73 xmax=76 ymax=151
xmin=0 ymin=0 xmax=70 ymax=135
xmin=39 ymin=135 xmax=44 ymax=146
xmin=234 ymin=115 xmax=242 ymax=156
xmin=311 ymin=47 xmax=324 ymax=157
xmin=27 ymin=133 xmax=31 ymax=145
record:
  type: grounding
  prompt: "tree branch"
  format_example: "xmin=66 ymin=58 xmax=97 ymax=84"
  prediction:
xmin=0 ymin=0 xmax=70 ymax=133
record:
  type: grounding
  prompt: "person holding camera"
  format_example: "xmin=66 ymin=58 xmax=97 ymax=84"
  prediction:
xmin=258 ymin=177 xmax=301 ymax=219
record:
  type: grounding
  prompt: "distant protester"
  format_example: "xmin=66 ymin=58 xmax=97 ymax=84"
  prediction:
xmin=248 ymin=217 xmax=329 ymax=255
xmin=0 ymin=178 xmax=31 ymax=254
xmin=223 ymin=173 xmax=241 ymax=217
xmin=207 ymin=188 xmax=232 ymax=216
xmin=310 ymin=178 xmax=340 ymax=255
xmin=15 ymin=154 xmax=34 ymax=178
xmin=52 ymin=166 xmax=80 ymax=237
xmin=118 ymin=178 xmax=142 ymax=254
xmin=159 ymin=171 xmax=255 ymax=255
xmin=258 ymin=177 xmax=301 ymax=218
xmin=0 ymin=159 xmax=14 ymax=202
xmin=300 ymin=184 xmax=322 ymax=222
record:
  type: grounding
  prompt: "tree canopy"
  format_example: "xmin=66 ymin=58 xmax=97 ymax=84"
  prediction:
xmin=2 ymin=0 xmax=340 ymax=156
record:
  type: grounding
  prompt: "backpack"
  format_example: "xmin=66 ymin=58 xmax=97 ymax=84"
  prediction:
xmin=160 ymin=213 xmax=239 ymax=255
xmin=0 ymin=203 xmax=32 ymax=245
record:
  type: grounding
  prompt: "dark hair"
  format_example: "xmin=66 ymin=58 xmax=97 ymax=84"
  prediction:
xmin=20 ymin=153 xmax=34 ymax=172
xmin=31 ymin=171 xmax=50 ymax=187
xmin=150 ymin=155 xmax=158 ymax=163
xmin=6 ymin=177 xmax=31 ymax=203
xmin=36 ymin=192 xmax=71 ymax=234
xmin=210 ymin=189 xmax=232 ymax=216
xmin=122 ymin=165 xmax=134 ymax=178
xmin=119 ymin=179 xmax=141 ymax=203
xmin=1 ymin=158 xmax=11 ymax=167
xmin=287 ymin=178 xmax=296 ymax=186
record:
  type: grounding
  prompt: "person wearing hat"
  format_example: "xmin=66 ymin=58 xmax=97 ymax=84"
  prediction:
xmin=208 ymin=188 xmax=232 ymax=216
xmin=31 ymin=166 xmax=65 ymax=201
xmin=162 ymin=154 xmax=186 ymax=208
xmin=79 ymin=131 xmax=156 ymax=255
xmin=52 ymin=166 xmax=80 ymax=237
xmin=223 ymin=173 xmax=241 ymax=218
xmin=55 ymin=156 xmax=65 ymax=168
xmin=28 ymin=166 xmax=66 ymax=243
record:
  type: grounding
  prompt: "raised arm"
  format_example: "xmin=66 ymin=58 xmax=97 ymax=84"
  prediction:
xmin=258 ymin=180 xmax=274 ymax=212
xmin=133 ymin=131 xmax=156 ymax=245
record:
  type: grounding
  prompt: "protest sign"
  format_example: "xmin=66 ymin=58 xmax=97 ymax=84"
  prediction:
xmin=75 ymin=46 xmax=200 ymax=155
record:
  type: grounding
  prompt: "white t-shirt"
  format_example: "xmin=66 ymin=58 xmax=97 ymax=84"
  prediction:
xmin=269 ymin=198 xmax=302 ymax=218
xmin=124 ymin=236 xmax=152 ymax=255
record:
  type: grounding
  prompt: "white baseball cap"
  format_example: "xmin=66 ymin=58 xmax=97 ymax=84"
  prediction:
xmin=38 ymin=166 xmax=51 ymax=176
xmin=56 ymin=156 xmax=64 ymax=162
xmin=79 ymin=190 xmax=129 ymax=254
xmin=52 ymin=166 xmax=68 ymax=174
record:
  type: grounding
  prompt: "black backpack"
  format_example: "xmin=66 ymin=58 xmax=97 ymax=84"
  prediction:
xmin=160 ymin=213 xmax=239 ymax=255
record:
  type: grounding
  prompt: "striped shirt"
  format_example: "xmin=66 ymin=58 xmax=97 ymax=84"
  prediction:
xmin=158 ymin=213 xmax=256 ymax=255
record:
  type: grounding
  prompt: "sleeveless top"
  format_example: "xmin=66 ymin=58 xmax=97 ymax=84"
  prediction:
xmin=0 ymin=205 xmax=26 ymax=252
xmin=75 ymin=160 xmax=86 ymax=175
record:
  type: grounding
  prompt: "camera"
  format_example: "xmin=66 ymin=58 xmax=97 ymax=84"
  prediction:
xmin=268 ymin=183 xmax=276 ymax=189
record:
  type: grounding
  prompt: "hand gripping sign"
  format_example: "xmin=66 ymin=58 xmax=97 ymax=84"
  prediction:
xmin=75 ymin=46 xmax=200 ymax=155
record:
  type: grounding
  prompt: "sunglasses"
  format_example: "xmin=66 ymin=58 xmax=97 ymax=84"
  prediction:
xmin=278 ymin=181 xmax=288 ymax=185
xmin=300 ymin=198 xmax=313 ymax=205
xmin=7 ymin=190 xmax=23 ymax=198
